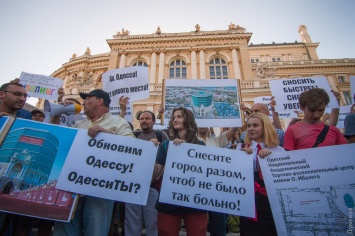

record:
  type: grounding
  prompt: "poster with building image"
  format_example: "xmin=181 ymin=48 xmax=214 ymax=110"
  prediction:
xmin=0 ymin=117 xmax=78 ymax=222
xmin=258 ymin=144 xmax=355 ymax=235
xmin=163 ymin=79 xmax=242 ymax=127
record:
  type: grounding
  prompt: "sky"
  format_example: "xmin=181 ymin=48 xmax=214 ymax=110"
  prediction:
xmin=1 ymin=0 xmax=354 ymax=105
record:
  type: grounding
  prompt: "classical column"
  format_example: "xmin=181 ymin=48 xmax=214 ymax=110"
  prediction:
xmin=190 ymin=49 xmax=197 ymax=79
xmin=199 ymin=49 xmax=206 ymax=79
xmin=119 ymin=51 xmax=127 ymax=68
xmin=158 ymin=50 xmax=165 ymax=83
xmin=230 ymin=46 xmax=242 ymax=79
xmin=150 ymin=50 xmax=157 ymax=84
xmin=108 ymin=50 xmax=119 ymax=70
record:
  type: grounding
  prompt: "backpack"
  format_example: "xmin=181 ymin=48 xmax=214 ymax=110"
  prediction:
xmin=134 ymin=129 xmax=163 ymax=143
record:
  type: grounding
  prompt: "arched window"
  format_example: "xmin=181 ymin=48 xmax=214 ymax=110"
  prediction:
xmin=132 ymin=61 xmax=148 ymax=67
xmin=209 ymin=58 xmax=228 ymax=79
xmin=169 ymin=59 xmax=187 ymax=79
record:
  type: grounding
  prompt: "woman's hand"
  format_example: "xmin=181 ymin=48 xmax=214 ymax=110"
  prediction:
xmin=258 ymin=150 xmax=272 ymax=158
xmin=241 ymin=147 xmax=253 ymax=154
xmin=172 ymin=138 xmax=185 ymax=145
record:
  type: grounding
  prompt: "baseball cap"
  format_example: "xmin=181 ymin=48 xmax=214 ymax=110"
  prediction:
xmin=79 ymin=89 xmax=111 ymax=106
xmin=31 ymin=109 xmax=45 ymax=117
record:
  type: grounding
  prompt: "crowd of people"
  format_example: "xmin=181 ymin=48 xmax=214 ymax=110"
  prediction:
xmin=0 ymin=79 xmax=354 ymax=236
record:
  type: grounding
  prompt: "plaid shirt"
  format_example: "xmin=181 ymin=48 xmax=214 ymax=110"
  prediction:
xmin=238 ymin=128 xmax=285 ymax=147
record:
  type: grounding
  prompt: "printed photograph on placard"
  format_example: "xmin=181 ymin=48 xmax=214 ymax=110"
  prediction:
xmin=0 ymin=117 xmax=78 ymax=222
xmin=164 ymin=79 xmax=242 ymax=127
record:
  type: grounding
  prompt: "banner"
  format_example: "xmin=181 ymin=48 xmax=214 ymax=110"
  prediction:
xmin=269 ymin=76 xmax=339 ymax=113
xmin=19 ymin=72 xmax=63 ymax=100
xmin=159 ymin=142 xmax=255 ymax=217
xmin=258 ymin=144 xmax=355 ymax=235
xmin=109 ymin=104 xmax=133 ymax=123
xmin=164 ymin=79 xmax=243 ymax=127
xmin=0 ymin=117 xmax=78 ymax=222
xmin=57 ymin=132 xmax=157 ymax=205
xmin=102 ymin=66 xmax=149 ymax=105
xmin=254 ymin=96 xmax=298 ymax=119
xmin=337 ymin=105 xmax=352 ymax=129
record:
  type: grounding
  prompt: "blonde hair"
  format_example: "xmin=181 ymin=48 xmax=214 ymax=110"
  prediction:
xmin=244 ymin=113 xmax=279 ymax=147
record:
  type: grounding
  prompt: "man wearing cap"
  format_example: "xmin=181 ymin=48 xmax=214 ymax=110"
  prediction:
xmin=31 ymin=109 xmax=45 ymax=122
xmin=53 ymin=89 xmax=134 ymax=236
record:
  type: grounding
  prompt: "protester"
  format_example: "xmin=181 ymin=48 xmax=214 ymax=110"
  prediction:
xmin=344 ymin=104 xmax=355 ymax=143
xmin=153 ymin=107 xmax=207 ymax=236
xmin=124 ymin=110 xmax=169 ymax=236
xmin=237 ymin=113 xmax=285 ymax=235
xmin=31 ymin=109 xmax=45 ymax=122
xmin=284 ymin=88 xmax=348 ymax=150
xmin=198 ymin=126 xmax=239 ymax=236
xmin=239 ymin=103 xmax=285 ymax=146
xmin=0 ymin=82 xmax=35 ymax=235
xmin=53 ymin=89 xmax=134 ymax=236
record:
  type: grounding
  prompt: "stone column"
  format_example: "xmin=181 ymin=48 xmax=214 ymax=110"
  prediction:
xmin=119 ymin=51 xmax=127 ymax=68
xmin=190 ymin=49 xmax=197 ymax=79
xmin=199 ymin=49 xmax=206 ymax=79
xmin=108 ymin=50 xmax=119 ymax=70
xmin=150 ymin=50 xmax=157 ymax=84
xmin=230 ymin=46 xmax=242 ymax=79
xmin=158 ymin=50 xmax=165 ymax=83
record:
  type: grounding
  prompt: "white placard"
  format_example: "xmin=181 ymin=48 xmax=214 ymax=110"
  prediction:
xmin=337 ymin=105 xmax=352 ymax=129
xmin=57 ymin=131 xmax=157 ymax=205
xmin=254 ymin=96 xmax=298 ymax=119
xmin=159 ymin=142 xmax=255 ymax=217
xmin=269 ymin=76 xmax=339 ymax=113
xmin=259 ymin=144 xmax=355 ymax=235
xmin=19 ymin=71 xmax=63 ymax=100
xmin=102 ymin=66 xmax=149 ymax=104
xmin=164 ymin=79 xmax=242 ymax=127
xmin=109 ymin=104 xmax=133 ymax=124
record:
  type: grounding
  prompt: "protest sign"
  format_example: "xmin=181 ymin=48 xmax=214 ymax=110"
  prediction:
xmin=0 ymin=117 xmax=78 ymax=221
xmin=336 ymin=105 xmax=352 ymax=129
xmin=164 ymin=79 xmax=242 ymax=127
xmin=258 ymin=144 xmax=355 ymax=235
xmin=109 ymin=104 xmax=133 ymax=123
xmin=57 ymin=132 xmax=157 ymax=205
xmin=159 ymin=142 xmax=254 ymax=217
xmin=269 ymin=76 xmax=339 ymax=113
xmin=351 ymin=76 xmax=355 ymax=104
xmin=19 ymin=72 xmax=63 ymax=100
xmin=254 ymin=96 xmax=298 ymax=119
xmin=102 ymin=66 xmax=149 ymax=105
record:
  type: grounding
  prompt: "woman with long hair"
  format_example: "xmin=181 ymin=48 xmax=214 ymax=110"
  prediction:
xmin=153 ymin=107 xmax=207 ymax=236
xmin=238 ymin=113 xmax=285 ymax=236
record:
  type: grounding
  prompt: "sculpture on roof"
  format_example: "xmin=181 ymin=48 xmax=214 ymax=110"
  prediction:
xmin=195 ymin=24 xmax=200 ymax=32
xmin=156 ymin=26 xmax=161 ymax=34
xmin=85 ymin=47 xmax=91 ymax=55
xmin=116 ymin=28 xmax=130 ymax=36
xmin=229 ymin=22 xmax=237 ymax=30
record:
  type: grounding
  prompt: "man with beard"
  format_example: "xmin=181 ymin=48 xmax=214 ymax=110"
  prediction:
xmin=124 ymin=110 xmax=168 ymax=236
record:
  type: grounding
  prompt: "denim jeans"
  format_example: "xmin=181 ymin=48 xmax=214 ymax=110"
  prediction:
xmin=53 ymin=196 xmax=114 ymax=236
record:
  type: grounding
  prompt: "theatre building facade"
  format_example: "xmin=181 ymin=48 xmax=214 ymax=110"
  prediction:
xmin=46 ymin=23 xmax=355 ymax=128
